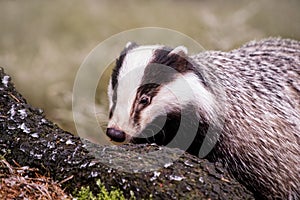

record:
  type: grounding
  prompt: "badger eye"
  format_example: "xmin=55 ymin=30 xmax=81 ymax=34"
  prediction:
xmin=139 ymin=95 xmax=150 ymax=106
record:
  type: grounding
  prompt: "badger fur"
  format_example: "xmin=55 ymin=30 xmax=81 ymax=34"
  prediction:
xmin=106 ymin=38 xmax=300 ymax=199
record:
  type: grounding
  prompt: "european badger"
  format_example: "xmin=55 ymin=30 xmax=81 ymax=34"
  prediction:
xmin=106 ymin=38 xmax=300 ymax=199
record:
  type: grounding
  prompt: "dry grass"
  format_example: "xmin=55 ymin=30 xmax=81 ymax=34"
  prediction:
xmin=0 ymin=159 xmax=71 ymax=200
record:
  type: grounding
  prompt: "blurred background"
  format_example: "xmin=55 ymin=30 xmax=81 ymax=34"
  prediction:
xmin=1 ymin=0 xmax=299 ymax=143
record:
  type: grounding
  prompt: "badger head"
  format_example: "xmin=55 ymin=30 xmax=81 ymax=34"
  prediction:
xmin=106 ymin=42 xmax=218 ymax=155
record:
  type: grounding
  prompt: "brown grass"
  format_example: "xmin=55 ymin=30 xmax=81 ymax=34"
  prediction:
xmin=0 ymin=159 xmax=71 ymax=200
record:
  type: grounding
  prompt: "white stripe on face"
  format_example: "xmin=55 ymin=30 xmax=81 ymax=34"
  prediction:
xmin=108 ymin=45 xmax=162 ymax=137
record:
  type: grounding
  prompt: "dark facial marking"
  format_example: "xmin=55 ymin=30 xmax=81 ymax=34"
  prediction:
xmin=109 ymin=87 xmax=118 ymax=119
xmin=142 ymin=47 xmax=206 ymax=86
xmin=130 ymin=83 xmax=160 ymax=124
xmin=130 ymin=46 xmax=205 ymax=126
xmin=129 ymin=47 xmax=211 ymax=154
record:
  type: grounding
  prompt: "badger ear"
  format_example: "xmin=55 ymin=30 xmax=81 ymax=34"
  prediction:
xmin=125 ymin=41 xmax=138 ymax=49
xmin=168 ymin=46 xmax=188 ymax=57
xmin=166 ymin=46 xmax=190 ymax=73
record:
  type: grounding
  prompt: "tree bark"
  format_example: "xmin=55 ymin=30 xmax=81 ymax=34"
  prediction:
xmin=0 ymin=67 xmax=253 ymax=199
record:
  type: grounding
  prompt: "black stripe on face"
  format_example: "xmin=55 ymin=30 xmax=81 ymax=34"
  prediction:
xmin=131 ymin=83 xmax=160 ymax=124
xmin=144 ymin=47 xmax=206 ymax=86
xmin=131 ymin=47 xmax=200 ymax=126
xmin=109 ymin=87 xmax=118 ymax=119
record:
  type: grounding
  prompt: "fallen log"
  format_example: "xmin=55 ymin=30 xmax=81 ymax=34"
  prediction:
xmin=0 ymin=67 xmax=254 ymax=199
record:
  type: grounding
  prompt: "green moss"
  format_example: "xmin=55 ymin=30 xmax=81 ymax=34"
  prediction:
xmin=73 ymin=180 xmax=136 ymax=200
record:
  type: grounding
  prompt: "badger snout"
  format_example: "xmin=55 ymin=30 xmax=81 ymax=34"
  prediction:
xmin=106 ymin=128 xmax=126 ymax=143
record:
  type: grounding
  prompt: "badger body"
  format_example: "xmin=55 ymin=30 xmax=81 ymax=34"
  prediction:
xmin=106 ymin=38 xmax=300 ymax=199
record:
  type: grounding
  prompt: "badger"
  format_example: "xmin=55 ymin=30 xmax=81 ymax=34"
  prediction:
xmin=106 ymin=38 xmax=300 ymax=199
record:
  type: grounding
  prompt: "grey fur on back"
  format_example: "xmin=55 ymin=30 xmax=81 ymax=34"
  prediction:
xmin=192 ymin=38 xmax=300 ymax=199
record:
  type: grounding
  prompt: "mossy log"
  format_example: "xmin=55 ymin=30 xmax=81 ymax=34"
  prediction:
xmin=0 ymin=67 xmax=254 ymax=199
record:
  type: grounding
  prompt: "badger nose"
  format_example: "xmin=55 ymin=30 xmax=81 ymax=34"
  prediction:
xmin=106 ymin=128 xmax=126 ymax=142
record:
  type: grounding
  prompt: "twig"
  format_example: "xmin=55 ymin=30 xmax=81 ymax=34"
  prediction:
xmin=59 ymin=175 xmax=74 ymax=185
xmin=8 ymin=92 xmax=20 ymax=103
